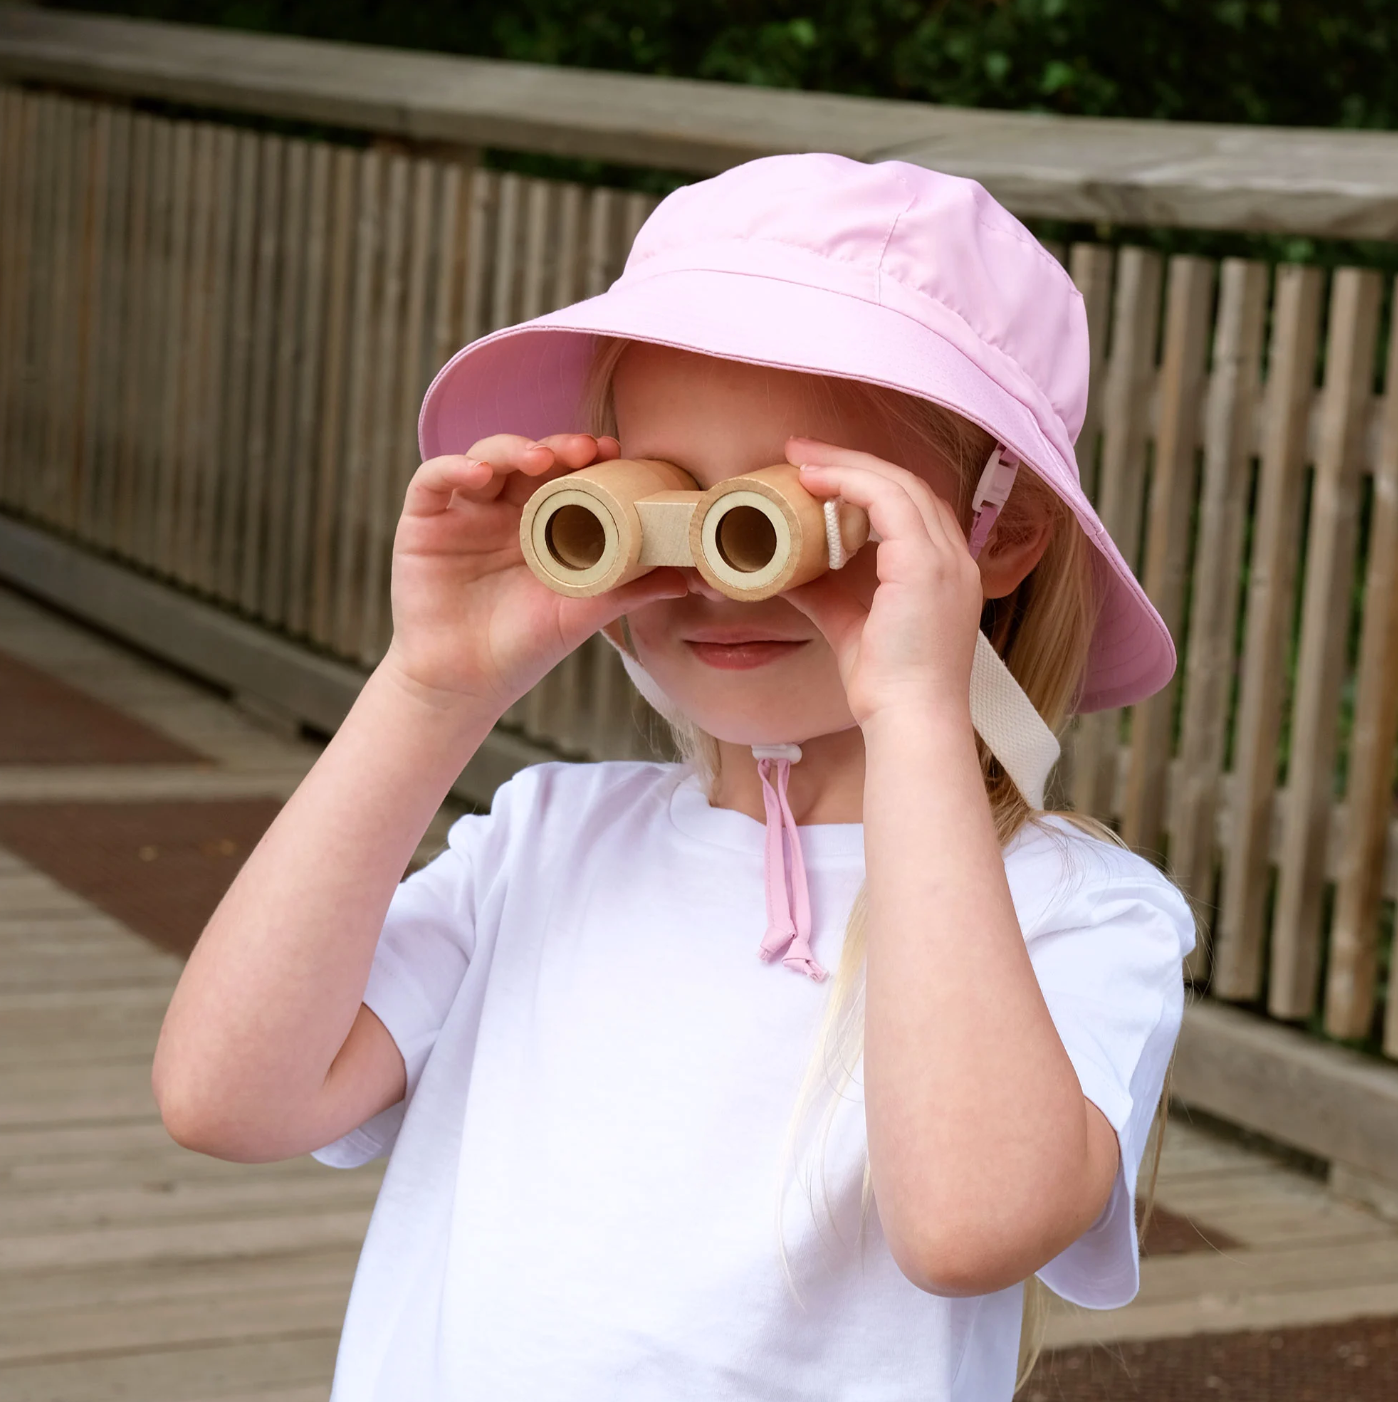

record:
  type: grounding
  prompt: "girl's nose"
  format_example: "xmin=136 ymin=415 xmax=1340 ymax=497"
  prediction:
xmin=675 ymin=567 xmax=726 ymax=602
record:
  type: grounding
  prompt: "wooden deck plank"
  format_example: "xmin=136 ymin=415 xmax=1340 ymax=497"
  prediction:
xmin=0 ymin=1283 xmax=351 ymax=1367
xmin=0 ymin=1335 xmax=339 ymax=1402
xmin=1 ymin=1207 xmax=376 ymax=1272
xmin=0 ymin=1248 xmax=359 ymax=1313
xmin=1 ymin=1172 xmax=381 ymax=1237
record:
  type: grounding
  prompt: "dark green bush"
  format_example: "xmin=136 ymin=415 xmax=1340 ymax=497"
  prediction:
xmin=42 ymin=0 xmax=1398 ymax=129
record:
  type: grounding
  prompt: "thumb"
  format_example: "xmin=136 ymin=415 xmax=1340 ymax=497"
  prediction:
xmin=783 ymin=574 xmax=868 ymax=654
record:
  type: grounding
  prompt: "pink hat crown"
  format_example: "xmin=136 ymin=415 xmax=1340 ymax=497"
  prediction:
xmin=619 ymin=154 xmax=1090 ymax=455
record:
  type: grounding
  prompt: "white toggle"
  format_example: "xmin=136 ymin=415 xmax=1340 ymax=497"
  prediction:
xmin=967 ymin=445 xmax=1020 ymax=559
xmin=751 ymin=743 xmax=803 ymax=763
xmin=823 ymin=498 xmax=848 ymax=570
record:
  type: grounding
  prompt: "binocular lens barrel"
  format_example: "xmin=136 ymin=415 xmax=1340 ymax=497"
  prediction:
xmin=713 ymin=504 xmax=778 ymax=575
xmin=544 ymin=503 xmax=608 ymax=572
xmin=520 ymin=459 xmax=867 ymax=601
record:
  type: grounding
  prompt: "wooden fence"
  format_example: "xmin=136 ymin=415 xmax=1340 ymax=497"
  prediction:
xmin=0 ymin=54 xmax=1396 ymax=1061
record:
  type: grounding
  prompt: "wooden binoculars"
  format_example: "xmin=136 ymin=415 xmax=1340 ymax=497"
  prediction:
xmin=519 ymin=459 xmax=870 ymax=602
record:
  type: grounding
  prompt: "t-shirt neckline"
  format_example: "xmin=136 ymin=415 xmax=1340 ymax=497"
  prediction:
xmin=667 ymin=769 xmax=865 ymax=864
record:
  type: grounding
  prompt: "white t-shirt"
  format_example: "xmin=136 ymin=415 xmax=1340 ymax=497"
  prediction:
xmin=314 ymin=761 xmax=1192 ymax=1401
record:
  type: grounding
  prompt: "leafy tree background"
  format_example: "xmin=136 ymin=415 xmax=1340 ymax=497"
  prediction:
xmin=42 ymin=0 xmax=1398 ymax=130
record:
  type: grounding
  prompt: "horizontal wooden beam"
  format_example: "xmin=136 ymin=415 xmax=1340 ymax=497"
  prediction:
xmin=5 ymin=5 xmax=1398 ymax=238
xmin=0 ymin=514 xmax=553 ymax=808
xmin=1173 ymin=999 xmax=1398 ymax=1185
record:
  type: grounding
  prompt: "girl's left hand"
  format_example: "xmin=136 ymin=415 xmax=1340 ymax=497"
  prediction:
xmin=782 ymin=436 xmax=984 ymax=728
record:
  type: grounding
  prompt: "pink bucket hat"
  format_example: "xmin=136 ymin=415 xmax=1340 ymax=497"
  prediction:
xmin=419 ymin=152 xmax=1174 ymax=712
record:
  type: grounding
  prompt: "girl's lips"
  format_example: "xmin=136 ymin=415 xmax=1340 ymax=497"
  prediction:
xmin=685 ymin=639 xmax=808 ymax=670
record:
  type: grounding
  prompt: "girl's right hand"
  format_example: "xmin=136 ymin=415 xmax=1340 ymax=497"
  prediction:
xmin=382 ymin=432 xmax=686 ymax=716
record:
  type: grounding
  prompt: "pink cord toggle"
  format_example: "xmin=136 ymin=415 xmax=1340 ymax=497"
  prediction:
xmin=753 ymin=749 xmax=827 ymax=982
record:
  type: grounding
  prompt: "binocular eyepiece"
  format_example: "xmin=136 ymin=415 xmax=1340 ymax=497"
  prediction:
xmin=519 ymin=459 xmax=869 ymax=602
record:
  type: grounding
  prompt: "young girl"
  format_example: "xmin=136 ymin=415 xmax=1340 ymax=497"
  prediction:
xmin=153 ymin=153 xmax=1193 ymax=1401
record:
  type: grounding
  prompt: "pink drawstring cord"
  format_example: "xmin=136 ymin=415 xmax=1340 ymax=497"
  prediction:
xmin=752 ymin=745 xmax=826 ymax=982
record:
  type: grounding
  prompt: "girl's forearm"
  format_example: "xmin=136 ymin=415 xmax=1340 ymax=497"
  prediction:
xmin=152 ymin=661 xmax=495 ymax=1157
xmin=860 ymin=703 xmax=1113 ymax=1295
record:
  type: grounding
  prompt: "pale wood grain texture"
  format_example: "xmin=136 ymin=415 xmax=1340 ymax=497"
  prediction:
xmin=1269 ymin=269 xmax=1381 ymax=1021
xmin=1121 ymin=255 xmax=1215 ymax=857
xmin=12 ymin=7 xmax=1398 ymax=237
xmin=1212 ymin=266 xmax=1325 ymax=1001
xmin=1171 ymin=261 xmax=1269 ymax=978
xmin=1328 ymin=300 xmax=1398 ymax=1042
xmin=1072 ymin=247 xmax=1161 ymax=821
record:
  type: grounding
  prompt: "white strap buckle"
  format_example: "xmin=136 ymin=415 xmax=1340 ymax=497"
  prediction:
xmin=967 ymin=445 xmax=1020 ymax=559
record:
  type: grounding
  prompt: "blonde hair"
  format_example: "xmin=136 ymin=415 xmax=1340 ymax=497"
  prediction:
xmin=582 ymin=337 xmax=1166 ymax=1391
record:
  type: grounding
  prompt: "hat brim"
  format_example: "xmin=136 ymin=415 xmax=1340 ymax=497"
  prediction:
xmin=419 ymin=268 xmax=1174 ymax=713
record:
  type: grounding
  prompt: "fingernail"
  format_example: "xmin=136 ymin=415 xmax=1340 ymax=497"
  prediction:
xmin=798 ymin=463 xmax=820 ymax=473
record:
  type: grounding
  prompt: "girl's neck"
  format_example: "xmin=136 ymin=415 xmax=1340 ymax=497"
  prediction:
xmin=711 ymin=727 xmax=866 ymax=826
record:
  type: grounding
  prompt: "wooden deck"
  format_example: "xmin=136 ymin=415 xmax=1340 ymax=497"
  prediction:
xmin=1 ymin=581 xmax=1396 ymax=1397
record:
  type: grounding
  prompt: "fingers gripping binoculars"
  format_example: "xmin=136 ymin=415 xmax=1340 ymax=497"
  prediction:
xmin=519 ymin=460 xmax=870 ymax=601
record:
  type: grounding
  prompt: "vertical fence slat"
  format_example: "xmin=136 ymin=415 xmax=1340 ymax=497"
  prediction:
xmin=93 ymin=106 xmax=133 ymax=552
xmin=238 ymin=134 xmax=285 ymax=614
xmin=519 ymin=177 xmax=552 ymax=323
xmin=171 ymin=122 xmax=214 ymax=585
xmin=1268 ymin=268 xmax=1381 ymax=1020
xmin=0 ymin=90 xmax=23 ymax=505
xmin=215 ymin=129 xmax=259 ymax=600
xmin=132 ymin=115 xmax=173 ymax=564
xmin=1122 ymin=255 xmax=1215 ymax=857
xmin=1172 ymin=259 xmax=1270 ymax=978
xmin=70 ymin=101 xmax=106 ymax=540
xmin=191 ymin=124 xmax=236 ymax=594
xmin=1213 ymin=264 xmax=1325 ymax=1000
xmin=357 ymin=153 xmax=409 ymax=664
xmin=1068 ymin=243 xmax=1117 ymax=500
xmin=1326 ymin=292 xmax=1398 ymax=1040
xmin=41 ymin=97 xmax=77 ymax=526
xmin=309 ymin=147 xmax=356 ymax=648
xmin=113 ymin=114 xmax=152 ymax=558
xmin=24 ymin=94 xmax=58 ymax=518
xmin=553 ymin=181 xmax=584 ymax=311
xmin=460 ymin=168 xmax=496 ymax=347
xmin=285 ymin=139 xmax=331 ymax=637
xmin=490 ymin=171 xmax=522 ymax=334
xmin=12 ymin=91 xmax=43 ymax=510
xmin=153 ymin=119 xmax=193 ymax=573
xmin=75 ymin=103 xmax=112 ymax=544
xmin=427 ymin=161 xmax=464 ymax=395
xmin=1072 ymin=247 xmax=1162 ymax=820
xmin=332 ymin=147 xmax=381 ymax=654
xmin=584 ymin=187 xmax=614 ymax=299
xmin=262 ymin=136 xmax=308 ymax=625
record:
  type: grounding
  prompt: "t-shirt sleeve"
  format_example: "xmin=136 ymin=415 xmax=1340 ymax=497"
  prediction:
xmin=310 ymin=803 xmax=498 ymax=1170
xmin=1018 ymin=823 xmax=1195 ymax=1310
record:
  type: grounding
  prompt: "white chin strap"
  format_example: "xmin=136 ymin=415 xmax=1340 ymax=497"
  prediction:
xmin=608 ymin=631 xmax=1059 ymax=810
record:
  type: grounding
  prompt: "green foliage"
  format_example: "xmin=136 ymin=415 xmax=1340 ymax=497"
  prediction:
xmin=41 ymin=0 xmax=1398 ymax=130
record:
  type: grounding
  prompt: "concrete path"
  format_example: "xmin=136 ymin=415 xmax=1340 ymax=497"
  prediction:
xmin=1 ymin=582 xmax=1395 ymax=1398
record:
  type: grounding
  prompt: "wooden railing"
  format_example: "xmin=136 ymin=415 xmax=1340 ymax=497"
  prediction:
xmin=0 ymin=10 xmax=1396 ymax=1067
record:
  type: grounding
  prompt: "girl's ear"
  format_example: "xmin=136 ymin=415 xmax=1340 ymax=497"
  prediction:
xmin=977 ymin=512 xmax=1054 ymax=600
